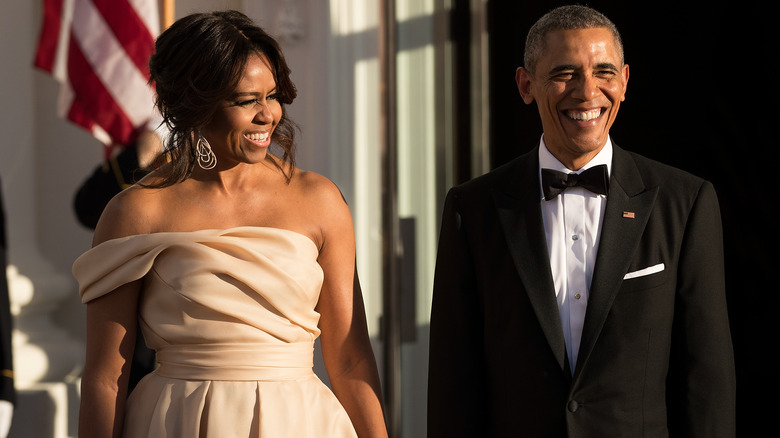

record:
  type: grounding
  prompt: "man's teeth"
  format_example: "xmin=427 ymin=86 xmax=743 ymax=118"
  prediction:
xmin=568 ymin=109 xmax=601 ymax=121
xmin=245 ymin=132 xmax=269 ymax=142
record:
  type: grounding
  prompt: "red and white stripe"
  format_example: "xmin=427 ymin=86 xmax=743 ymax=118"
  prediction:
xmin=34 ymin=0 xmax=160 ymax=147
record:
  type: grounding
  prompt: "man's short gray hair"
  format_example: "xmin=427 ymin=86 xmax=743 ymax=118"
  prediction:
xmin=524 ymin=5 xmax=624 ymax=75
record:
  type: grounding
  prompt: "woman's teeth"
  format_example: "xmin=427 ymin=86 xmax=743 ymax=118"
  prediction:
xmin=245 ymin=132 xmax=269 ymax=142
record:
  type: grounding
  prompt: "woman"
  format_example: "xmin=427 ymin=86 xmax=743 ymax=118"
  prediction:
xmin=73 ymin=10 xmax=387 ymax=437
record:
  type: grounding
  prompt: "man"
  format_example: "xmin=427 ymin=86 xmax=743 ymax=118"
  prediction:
xmin=427 ymin=5 xmax=735 ymax=437
xmin=0 ymin=178 xmax=15 ymax=437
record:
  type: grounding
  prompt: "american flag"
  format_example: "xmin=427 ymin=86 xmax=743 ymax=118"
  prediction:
xmin=33 ymin=0 xmax=160 ymax=148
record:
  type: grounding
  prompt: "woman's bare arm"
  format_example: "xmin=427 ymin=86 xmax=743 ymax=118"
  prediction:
xmin=313 ymin=178 xmax=387 ymax=438
xmin=79 ymin=186 xmax=152 ymax=437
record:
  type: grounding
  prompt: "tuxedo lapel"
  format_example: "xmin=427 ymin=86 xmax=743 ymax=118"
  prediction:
xmin=492 ymin=151 xmax=568 ymax=373
xmin=574 ymin=145 xmax=659 ymax=377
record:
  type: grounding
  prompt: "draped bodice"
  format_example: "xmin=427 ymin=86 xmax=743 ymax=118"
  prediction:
xmin=73 ymin=227 xmax=325 ymax=379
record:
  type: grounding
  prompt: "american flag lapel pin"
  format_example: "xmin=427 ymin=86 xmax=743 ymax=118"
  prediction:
xmin=622 ymin=211 xmax=635 ymax=219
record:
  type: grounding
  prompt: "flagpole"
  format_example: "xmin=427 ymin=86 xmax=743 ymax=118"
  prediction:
xmin=162 ymin=0 xmax=175 ymax=29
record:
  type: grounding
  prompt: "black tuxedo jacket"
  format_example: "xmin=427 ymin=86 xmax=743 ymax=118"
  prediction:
xmin=427 ymin=144 xmax=735 ymax=437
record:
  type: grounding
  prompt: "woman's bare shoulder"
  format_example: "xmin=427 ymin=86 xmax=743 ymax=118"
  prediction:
xmin=288 ymin=170 xmax=354 ymax=247
xmin=293 ymin=170 xmax=349 ymax=213
xmin=92 ymin=183 xmax=168 ymax=245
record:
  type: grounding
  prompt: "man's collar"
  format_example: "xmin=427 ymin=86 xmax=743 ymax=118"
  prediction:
xmin=538 ymin=135 xmax=613 ymax=175
xmin=538 ymin=136 xmax=613 ymax=199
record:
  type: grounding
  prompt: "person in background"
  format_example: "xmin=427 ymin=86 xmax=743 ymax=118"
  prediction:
xmin=428 ymin=5 xmax=735 ymax=437
xmin=0 ymin=178 xmax=16 ymax=438
xmin=73 ymin=10 xmax=387 ymax=437
xmin=73 ymin=129 xmax=163 ymax=229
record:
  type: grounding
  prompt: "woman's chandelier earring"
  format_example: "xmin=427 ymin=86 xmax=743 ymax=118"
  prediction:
xmin=196 ymin=132 xmax=217 ymax=170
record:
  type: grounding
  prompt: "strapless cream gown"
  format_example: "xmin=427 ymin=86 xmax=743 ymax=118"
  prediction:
xmin=73 ymin=227 xmax=358 ymax=437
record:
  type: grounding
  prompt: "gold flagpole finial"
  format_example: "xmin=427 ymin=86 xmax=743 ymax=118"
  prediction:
xmin=162 ymin=0 xmax=175 ymax=30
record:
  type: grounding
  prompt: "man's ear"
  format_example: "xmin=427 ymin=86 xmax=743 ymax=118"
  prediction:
xmin=515 ymin=67 xmax=535 ymax=104
xmin=619 ymin=63 xmax=629 ymax=102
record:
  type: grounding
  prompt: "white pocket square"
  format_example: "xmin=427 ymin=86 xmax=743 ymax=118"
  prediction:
xmin=623 ymin=263 xmax=665 ymax=280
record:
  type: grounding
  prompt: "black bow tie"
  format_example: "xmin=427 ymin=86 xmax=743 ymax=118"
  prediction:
xmin=541 ymin=164 xmax=609 ymax=200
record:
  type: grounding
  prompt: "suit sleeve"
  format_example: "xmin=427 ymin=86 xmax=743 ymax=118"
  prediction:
xmin=0 ymin=179 xmax=15 ymax=404
xmin=427 ymin=189 xmax=486 ymax=437
xmin=667 ymin=180 xmax=735 ymax=437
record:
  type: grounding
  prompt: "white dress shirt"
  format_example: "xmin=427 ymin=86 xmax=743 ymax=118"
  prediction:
xmin=538 ymin=136 xmax=613 ymax=374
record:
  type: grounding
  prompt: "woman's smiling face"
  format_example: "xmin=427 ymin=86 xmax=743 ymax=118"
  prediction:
xmin=201 ymin=52 xmax=282 ymax=167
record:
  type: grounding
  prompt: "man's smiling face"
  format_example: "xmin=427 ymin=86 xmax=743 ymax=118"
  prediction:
xmin=516 ymin=27 xmax=629 ymax=170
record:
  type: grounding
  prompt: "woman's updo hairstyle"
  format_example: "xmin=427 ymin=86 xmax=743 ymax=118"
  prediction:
xmin=148 ymin=10 xmax=298 ymax=186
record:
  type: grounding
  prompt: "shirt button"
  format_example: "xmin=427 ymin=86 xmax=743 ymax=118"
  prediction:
xmin=572 ymin=234 xmax=579 ymax=241
xmin=568 ymin=400 xmax=579 ymax=412
xmin=574 ymin=293 xmax=582 ymax=300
